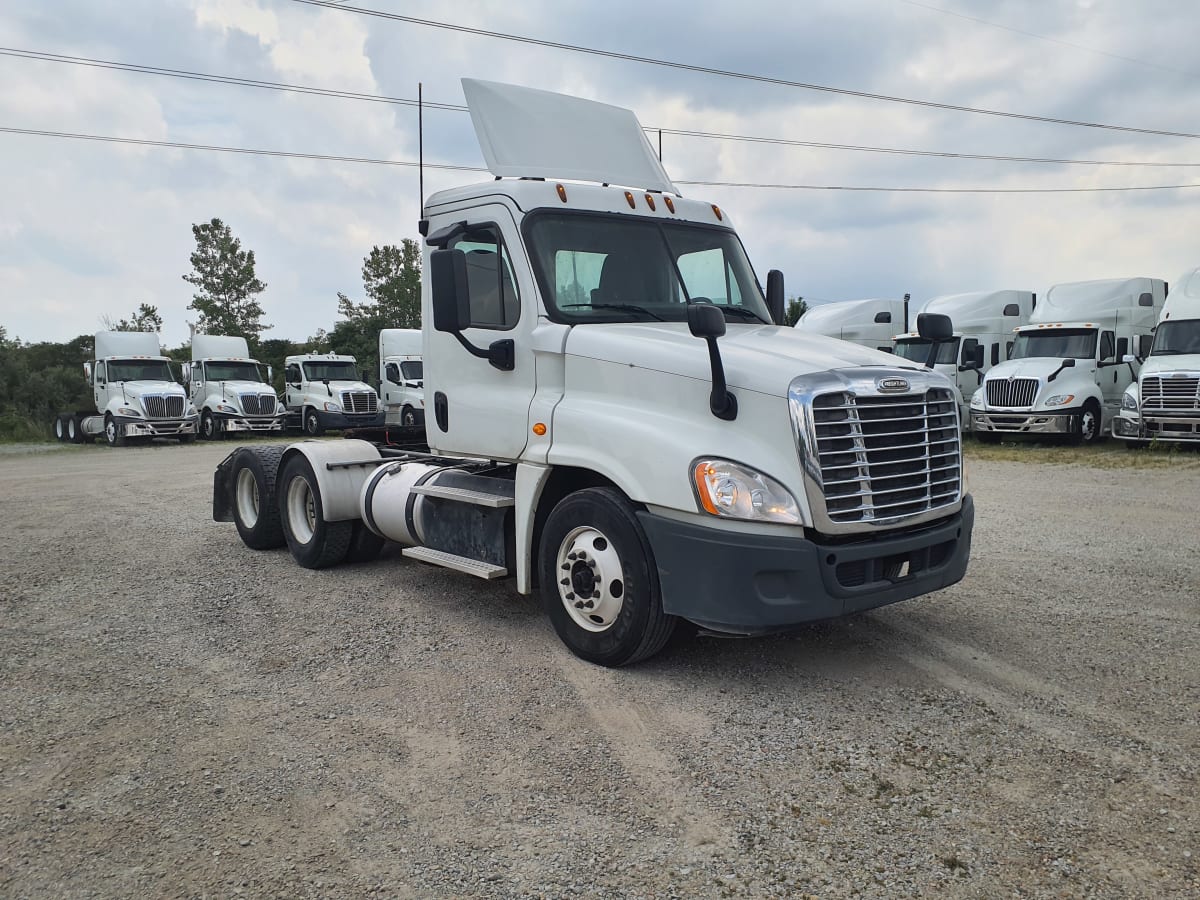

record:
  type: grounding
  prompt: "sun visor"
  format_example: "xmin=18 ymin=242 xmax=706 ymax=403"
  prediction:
xmin=462 ymin=78 xmax=677 ymax=194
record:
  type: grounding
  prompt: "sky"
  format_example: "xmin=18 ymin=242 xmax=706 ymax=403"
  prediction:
xmin=2 ymin=0 xmax=1200 ymax=348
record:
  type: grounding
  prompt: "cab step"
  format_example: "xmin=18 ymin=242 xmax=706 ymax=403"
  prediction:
xmin=402 ymin=546 xmax=508 ymax=579
xmin=410 ymin=483 xmax=515 ymax=508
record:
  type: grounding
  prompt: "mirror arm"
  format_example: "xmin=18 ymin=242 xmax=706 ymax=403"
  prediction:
xmin=701 ymin=336 xmax=737 ymax=420
xmin=452 ymin=333 xmax=514 ymax=372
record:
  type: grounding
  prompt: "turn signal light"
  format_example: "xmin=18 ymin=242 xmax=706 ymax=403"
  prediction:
xmin=532 ymin=422 xmax=547 ymax=436
xmin=645 ymin=193 xmax=656 ymax=211
xmin=624 ymin=191 xmax=636 ymax=209
xmin=711 ymin=204 xmax=723 ymax=221
xmin=664 ymin=196 xmax=675 ymax=213
xmin=556 ymin=184 xmax=568 ymax=203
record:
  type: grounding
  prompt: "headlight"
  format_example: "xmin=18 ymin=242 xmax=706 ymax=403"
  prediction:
xmin=216 ymin=403 xmax=237 ymax=413
xmin=692 ymin=459 xmax=801 ymax=524
xmin=118 ymin=406 xmax=141 ymax=417
xmin=1043 ymin=394 xmax=1075 ymax=407
xmin=323 ymin=401 xmax=341 ymax=412
xmin=1121 ymin=390 xmax=1138 ymax=411
xmin=970 ymin=389 xmax=984 ymax=409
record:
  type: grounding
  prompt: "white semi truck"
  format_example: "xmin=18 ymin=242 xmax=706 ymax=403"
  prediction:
xmin=186 ymin=334 xmax=286 ymax=439
xmin=970 ymin=277 xmax=1165 ymax=443
xmin=794 ymin=298 xmax=906 ymax=353
xmin=54 ymin=331 xmax=197 ymax=447
xmin=1113 ymin=267 xmax=1200 ymax=445
xmin=212 ymin=79 xmax=974 ymax=667
xmin=378 ymin=328 xmax=425 ymax=427
xmin=893 ymin=290 xmax=1035 ymax=426
xmin=282 ymin=352 xmax=384 ymax=435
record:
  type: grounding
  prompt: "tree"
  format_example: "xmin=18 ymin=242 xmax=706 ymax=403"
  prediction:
xmin=336 ymin=241 xmax=422 ymax=330
xmin=182 ymin=218 xmax=269 ymax=344
xmin=101 ymin=303 xmax=163 ymax=333
xmin=784 ymin=296 xmax=809 ymax=327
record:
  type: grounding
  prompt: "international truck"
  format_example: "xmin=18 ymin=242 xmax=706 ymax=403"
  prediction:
xmin=1113 ymin=267 xmax=1200 ymax=445
xmin=212 ymin=79 xmax=974 ymax=667
xmin=282 ymin=352 xmax=384 ymax=435
xmin=378 ymin=328 xmax=425 ymax=426
xmin=970 ymin=277 xmax=1165 ymax=443
xmin=54 ymin=330 xmax=197 ymax=447
xmin=186 ymin=334 xmax=286 ymax=439
xmin=794 ymin=298 xmax=905 ymax=353
xmin=893 ymin=290 xmax=1035 ymax=426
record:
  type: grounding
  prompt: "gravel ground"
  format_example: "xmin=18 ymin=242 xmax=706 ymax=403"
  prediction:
xmin=1 ymin=440 xmax=1197 ymax=898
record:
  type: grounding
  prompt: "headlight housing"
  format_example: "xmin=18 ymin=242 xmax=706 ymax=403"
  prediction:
xmin=323 ymin=401 xmax=341 ymax=412
xmin=1121 ymin=389 xmax=1138 ymax=411
xmin=691 ymin=459 xmax=801 ymax=524
xmin=970 ymin=389 xmax=984 ymax=409
xmin=1043 ymin=394 xmax=1075 ymax=407
xmin=118 ymin=406 xmax=141 ymax=417
xmin=216 ymin=403 xmax=237 ymax=414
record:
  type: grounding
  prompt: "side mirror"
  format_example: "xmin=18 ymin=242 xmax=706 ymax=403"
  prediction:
xmin=83 ymin=362 xmax=92 ymax=380
xmin=916 ymin=312 xmax=953 ymax=342
xmin=1138 ymin=334 xmax=1154 ymax=357
xmin=1062 ymin=358 xmax=1076 ymax=368
xmin=765 ymin=269 xmax=784 ymax=326
xmin=181 ymin=362 xmax=192 ymax=382
xmin=974 ymin=344 xmax=985 ymax=369
xmin=362 ymin=369 xmax=371 ymax=384
xmin=267 ymin=366 xmax=273 ymax=382
xmin=688 ymin=302 xmax=726 ymax=338
xmin=688 ymin=302 xmax=735 ymax=420
xmin=1121 ymin=354 xmax=1136 ymax=364
xmin=431 ymin=248 xmax=471 ymax=333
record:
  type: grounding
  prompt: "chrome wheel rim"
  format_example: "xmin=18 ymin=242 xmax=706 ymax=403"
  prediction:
xmin=235 ymin=468 xmax=260 ymax=527
xmin=556 ymin=526 xmax=625 ymax=633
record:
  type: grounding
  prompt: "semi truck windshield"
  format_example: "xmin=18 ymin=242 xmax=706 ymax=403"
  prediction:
xmin=204 ymin=361 xmax=263 ymax=382
xmin=893 ymin=338 xmax=960 ymax=365
xmin=107 ymin=359 xmax=174 ymax=382
xmin=525 ymin=213 xmax=771 ymax=324
xmin=1010 ymin=329 xmax=1097 ymax=360
xmin=303 ymin=361 xmax=359 ymax=381
xmin=1151 ymin=320 xmax=1200 ymax=355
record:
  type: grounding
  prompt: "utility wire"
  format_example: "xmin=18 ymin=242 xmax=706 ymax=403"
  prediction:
xmin=4 ymin=125 xmax=1199 ymax=193
xmin=292 ymin=0 xmax=1200 ymax=140
xmin=8 ymin=46 xmax=1200 ymax=170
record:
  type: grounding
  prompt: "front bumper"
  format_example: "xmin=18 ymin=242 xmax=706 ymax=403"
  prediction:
xmin=117 ymin=416 xmax=198 ymax=437
xmin=317 ymin=410 xmax=385 ymax=429
xmin=971 ymin=409 xmax=1075 ymax=435
xmin=637 ymin=495 xmax=974 ymax=634
xmin=214 ymin=412 xmax=287 ymax=433
xmin=1114 ymin=410 xmax=1200 ymax=442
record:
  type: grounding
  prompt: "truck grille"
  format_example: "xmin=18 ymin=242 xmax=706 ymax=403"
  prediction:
xmin=143 ymin=395 xmax=184 ymax=419
xmin=340 ymin=391 xmax=378 ymax=414
xmin=1141 ymin=375 xmax=1200 ymax=413
xmin=986 ymin=377 xmax=1039 ymax=409
xmin=241 ymin=393 xmax=277 ymax=416
xmin=809 ymin=388 xmax=960 ymax=525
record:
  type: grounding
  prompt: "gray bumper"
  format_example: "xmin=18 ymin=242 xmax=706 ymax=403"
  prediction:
xmin=971 ymin=410 xmax=1075 ymax=435
xmin=317 ymin=410 xmax=385 ymax=429
xmin=118 ymin=416 xmax=198 ymax=437
xmin=214 ymin=412 xmax=287 ymax=433
xmin=1115 ymin=412 xmax=1200 ymax=442
xmin=637 ymin=495 xmax=974 ymax=635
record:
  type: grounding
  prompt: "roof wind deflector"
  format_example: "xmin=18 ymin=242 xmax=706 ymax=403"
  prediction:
xmin=425 ymin=220 xmax=469 ymax=249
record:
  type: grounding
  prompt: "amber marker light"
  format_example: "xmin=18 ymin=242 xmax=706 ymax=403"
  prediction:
xmin=645 ymin=193 xmax=656 ymax=211
xmin=711 ymin=204 xmax=723 ymax=220
xmin=556 ymin=184 xmax=568 ymax=203
xmin=693 ymin=462 xmax=719 ymax=514
xmin=624 ymin=191 xmax=636 ymax=209
xmin=532 ymin=423 xmax=547 ymax=436
xmin=663 ymin=195 xmax=675 ymax=213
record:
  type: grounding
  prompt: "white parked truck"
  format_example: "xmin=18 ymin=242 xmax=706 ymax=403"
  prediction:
xmin=1113 ymin=267 xmax=1200 ymax=445
xmin=893 ymin=290 xmax=1035 ymax=426
xmin=970 ymin=277 xmax=1165 ymax=442
xmin=282 ymin=353 xmax=384 ymax=435
xmin=212 ymin=79 xmax=974 ymax=667
xmin=186 ymin=334 xmax=286 ymax=439
xmin=54 ymin=331 xmax=197 ymax=447
xmin=378 ymin=328 xmax=425 ymax=427
xmin=794 ymin=298 xmax=905 ymax=353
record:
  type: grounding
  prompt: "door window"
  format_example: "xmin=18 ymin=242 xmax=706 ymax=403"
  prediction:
xmin=450 ymin=227 xmax=521 ymax=330
xmin=385 ymin=362 xmax=401 ymax=384
xmin=285 ymin=364 xmax=301 ymax=384
xmin=1099 ymin=330 xmax=1115 ymax=361
xmin=95 ymin=362 xmax=106 ymax=385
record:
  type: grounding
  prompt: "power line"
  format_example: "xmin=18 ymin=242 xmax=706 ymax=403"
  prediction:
xmin=292 ymin=0 xmax=1200 ymax=140
xmin=4 ymin=124 xmax=1199 ymax=194
xmin=9 ymin=46 xmax=1200 ymax=169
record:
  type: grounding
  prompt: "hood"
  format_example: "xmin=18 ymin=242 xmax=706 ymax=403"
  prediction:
xmin=1140 ymin=354 xmax=1200 ymax=378
xmin=122 ymin=382 xmax=186 ymax=399
xmin=984 ymin=357 xmax=1094 ymax=381
xmin=314 ymin=380 xmax=375 ymax=395
xmin=566 ymin=322 xmax=922 ymax=397
xmin=206 ymin=379 xmax=275 ymax=394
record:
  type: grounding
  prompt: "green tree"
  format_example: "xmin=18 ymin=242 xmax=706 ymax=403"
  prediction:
xmin=785 ymin=296 xmax=809 ymax=327
xmin=101 ymin=303 xmax=163 ymax=333
xmin=336 ymin=241 xmax=422 ymax=330
xmin=183 ymin=218 xmax=269 ymax=344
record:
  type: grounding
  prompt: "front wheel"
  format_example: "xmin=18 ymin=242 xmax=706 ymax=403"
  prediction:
xmin=1070 ymin=400 xmax=1102 ymax=445
xmin=538 ymin=487 xmax=677 ymax=667
xmin=200 ymin=411 xmax=219 ymax=440
xmin=104 ymin=415 xmax=126 ymax=448
xmin=401 ymin=405 xmax=417 ymax=427
xmin=279 ymin=454 xmax=351 ymax=568
xmin=303 ymin=408 xmax=324 ymax=437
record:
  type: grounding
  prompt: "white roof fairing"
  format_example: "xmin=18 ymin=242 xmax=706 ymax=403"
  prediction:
xmin=461 ymin=79 xmax=677 ymax=194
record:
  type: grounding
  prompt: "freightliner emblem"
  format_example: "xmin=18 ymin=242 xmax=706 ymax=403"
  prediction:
xmin=877 ymin=377 xmax=910 ymax=393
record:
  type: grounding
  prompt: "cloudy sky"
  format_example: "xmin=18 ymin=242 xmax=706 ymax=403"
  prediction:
xmin=3 ymin=0 xmax=1200 ymax=347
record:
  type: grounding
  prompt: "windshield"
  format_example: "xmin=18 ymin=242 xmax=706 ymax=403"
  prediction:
xmin=400 ymin=361 xmax=423 ymax=381
xmin=893 ymin=337 xmax=960 ymax=365
xmin=525 ymin=212 xmax=771 ymax=324
xmin=203 ymin=361 xmax=264 ymax=382
xmin=1151 ymin=320 xmax=1200 ymax=355
xmin=107 ymin=359 xmax=174 ymax=382
xmin=1010 ymin=329 xmax=1097 ymax=360
xmin=303 ymin=361 xmax=359 ymax=381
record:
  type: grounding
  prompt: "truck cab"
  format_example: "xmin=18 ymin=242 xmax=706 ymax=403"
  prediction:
xmin=1114 ymin=267 xmax=1200 ymax=445
xmin=794 ymin=298 xmax=904 ymax=353
xmin=893 ymin=290 xmax=1035 ymax=427
xmin=970 ymin=278 xmax=1165 ymax=442
xmin=187 ymin=334 xmax=285 ymax=439
xmin=378 ymin=328 xmax=424 ymax=427
xmin=283 ymin=353 xmax=383 ymax=435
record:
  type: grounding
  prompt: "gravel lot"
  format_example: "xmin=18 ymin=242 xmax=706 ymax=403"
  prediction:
xmin=1 ymin=440 xmax=1197 ymax=898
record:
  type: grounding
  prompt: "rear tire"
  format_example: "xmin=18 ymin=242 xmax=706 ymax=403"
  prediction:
xmin=71 ymin=416 xmax=92 ymax=444
xmin=231 ymin=446 xmax=287 ymax=549
xmin=54 ymin=416 xmax=67 ymax=442
xmin=279 ymin=454 xmax=351 ymax=568
xmin=538 ymin=487 xmax=677 ymax=667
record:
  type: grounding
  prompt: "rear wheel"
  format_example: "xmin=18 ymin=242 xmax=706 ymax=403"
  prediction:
xmin=70 ymin=416 xmax=92 ymax=444
xmin=538 ymin=487 xmax=677 ymax=667
xmin=279 ymin=454 xmax=351 ymax=568
xmin=231 ymin=446 xmax=287 ymax=549
xmin=54 ymin=416 xmax=67 ymax=442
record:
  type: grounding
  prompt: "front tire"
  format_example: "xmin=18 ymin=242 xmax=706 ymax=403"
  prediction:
xmin=538 ymin=487 xmax=677 ymax=667
xmin=104 ymin=414 xmax=126 ymax=448
xmin=279 ymin=454 xmax=351 ymax=568
xmin=1071 ymin=400 xmax=1102 ymax=445
xmin=201 ymin=411 xmax=219 ymax=440
xmin=231 ymin=446 xmax=287 ymax=549
xmin=303 ymin=407 xmax=324 ymax=437
xmin=402 ymin=405 xmax=417 ymax=427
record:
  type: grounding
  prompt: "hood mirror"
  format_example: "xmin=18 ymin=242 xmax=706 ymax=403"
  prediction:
xmin=688 ymin=303 xmax=736 ymax=421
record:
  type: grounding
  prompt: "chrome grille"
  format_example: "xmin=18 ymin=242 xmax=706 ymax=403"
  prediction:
xmin=340 ymin=391 xmax=378 ymax=414
xmin=986 ymin=377 xmax=1039 ymax=408
xmin=1141 ymin=375 xmax=1200 ymax=413
xmin=143 ymin=395 xmax=184 ymax=419
xmin=811 ymin=388 xmax=960 ymax=525
xmin=241 ymin=393 xmax=277 ymax=416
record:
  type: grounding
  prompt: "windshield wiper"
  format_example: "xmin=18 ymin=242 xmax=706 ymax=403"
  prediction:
xmin=715 ymin=306 xmax=769 ymax=324
xmin=562 ymin=303 xmax=665 ymax=321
